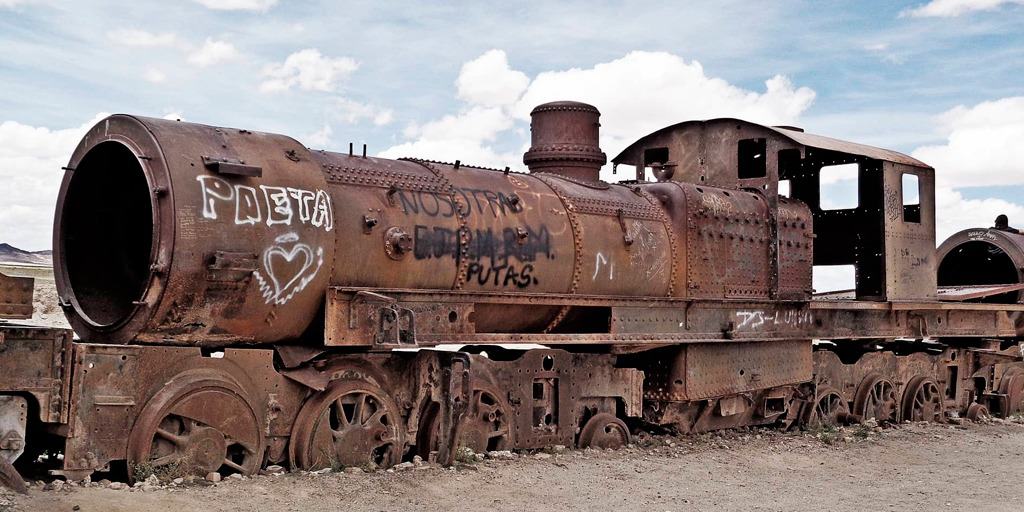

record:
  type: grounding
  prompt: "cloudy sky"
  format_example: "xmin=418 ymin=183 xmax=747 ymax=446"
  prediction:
xmin=1 ymin=0 xmax=1023 ymax=285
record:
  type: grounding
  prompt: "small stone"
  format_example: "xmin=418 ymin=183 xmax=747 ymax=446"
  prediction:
xmin=473 ymin=453 xmax=485 ymax=462
xmin=140 ymin=484 xmax=158 ymax=492
xmin=863 ymin=418 xmax=879 ymax=429
xmin=393 ymin=462 xmax=415 ymax=470
xmin=263 ymin=465 xmax=285 ymax=475
xmin=550 ymin=445 xmax=567 ymax=453
xmin=172 ymin=478 xmax=184 ymax=485
xmin=412 ymin=455 xmax=424 ymax=466
xmin=145 ymin=475 xmax=160 ymax=486
xmin=343 ymin=467 xmax=364 ymax=474
xmin=227 ymin=473 xmax=244 ymax=480
xmin=533 ymin=452 xmax=552 ymax=460
xmin=485 ymin=450 xmax=516 ymax=460
xmin=44 ymin=480 xmax=65 ymax=491
xmin=205 ymin=472 xmax=222 ymax=483
xmin=73 ymin=506 xmax=81 ymax=511
xmin=310 ymin=468 xmax=332 ymax=475
xmin=108 ymin=482 xmax=128 ymax=490
xmin=99 ymin=479 xmax=112 ymax=486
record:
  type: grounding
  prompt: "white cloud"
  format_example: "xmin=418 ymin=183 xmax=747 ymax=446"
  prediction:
xmin=162 ymin=111 xmax=185 ymax=121
xmin=0 ymin=0 xmax=33 ymax=7
xmin=900 ymin=0 xmax=1024 ymax=17
xmin=192 ymin=0 xmax=277 ymax=11
xmin=333 ymin=99 xmax=393 ymax=126
xmin=305 ymin=124 xmax=333 ymax=148
xmin=515 ymin=52 xmax=815 ymax=160
xmin=0 ymin=113 xmax=108 ymax=251
xmin=144 ymin=68 xmax=166 ymax=84
xmin=382 ymin=50 xmax=815 ymax=170
xmin=380 ymin=106 xmax=519 ymax=166
xmin=259 ymin=49 xmax=359 ymax=93
xmin=107 ymin=28 xmax=177 ymax=47
xmin=186 ymin=38 xmax=238 ymax=67
xmin=935 ymin=186 xmax=1024 ymax=241
xmin=911 ymin=96 xmax=1024 ymax=187
xmin=456 ymin=50 xmax=530 ymax=107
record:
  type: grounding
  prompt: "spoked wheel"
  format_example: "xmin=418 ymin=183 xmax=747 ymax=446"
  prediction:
xmin=418 ymin=379 xmax=512 ymax=460
xmin=852 ymin=374 xmax=899 ymax=424
xmin=996 ymin=368 xmax=1024 ymax=418
xmin=901 ymin=376 xmax=945 ymax=423
xmin=805 ymin=385 xmax=850 ymax=429
xmin=577 ymin=412 xmax=631 ymax=449
xmin=127 ymin=370 xmax=264 ymax=481
xmin=290 ymin=379 xmax=403 ymax=471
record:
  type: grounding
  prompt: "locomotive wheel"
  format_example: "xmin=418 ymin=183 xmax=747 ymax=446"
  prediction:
xmin=966 ymin=403 xmax=990 ymax=421
xmin=290 ymin=379 xmax=403 ymax=471
xmin=852 ymin=374 xmax=898 ymax=424
xmin=126 ymin=370 xmax=264 ymax=481
xmin=996 ymin=368 xmax=1024 ymax=417
xmin=418 ymin=379 xmax=512 ymax=460
xmin=577 ymin=413 xmax=631 ymax=449
xmin=805 ymin=385 xmax=850 ymax=429
xmin=901 ymin=376 xmax=945 ymax=423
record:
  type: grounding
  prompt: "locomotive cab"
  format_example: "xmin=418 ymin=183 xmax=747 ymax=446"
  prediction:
xmin=614 ymin=119 xmax=937 ymax=302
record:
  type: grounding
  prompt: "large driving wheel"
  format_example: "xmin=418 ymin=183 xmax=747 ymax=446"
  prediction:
xmin=852 ymin=374 xmax=899 ymax=423
xmin=901 ymin=376 xmax=945 ymax=423
xmin=126 ymin=369 xmax=265 ymax=481
xmin=290 ymin=379 xmax=403 ymax=471
xmin=805 ymin=385 xmax=850 ymax=428
xmin=418 ymin=378 xmax=512 ymax=460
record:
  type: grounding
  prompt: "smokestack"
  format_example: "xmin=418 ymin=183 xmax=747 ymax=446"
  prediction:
xmin=523 ymin=101 xmax=606 ymax=182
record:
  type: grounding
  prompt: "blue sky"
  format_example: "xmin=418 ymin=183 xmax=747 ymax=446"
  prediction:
xmin=2 ymin=0 xmax=1024 ymax=276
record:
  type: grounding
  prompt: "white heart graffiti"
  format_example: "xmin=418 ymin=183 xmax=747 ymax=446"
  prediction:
xmin=253 ymin=233 xmax=324 ymax=305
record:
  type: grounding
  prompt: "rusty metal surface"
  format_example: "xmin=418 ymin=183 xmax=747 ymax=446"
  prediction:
xmin=937 ymin=227 xmax=1024 ymax=303
xmin=612 ymin=118 xmax=931 ymax=174
xmin=639 ymin=341 xmax=811 ymax=402
xmin=523 ymin=101 xmax=606 ymax=182
xmin=0 ymin=271 xmax=33 ymax=320
xmin=324 ymin=287 xmax=1020 ymax=348
xmin=0 ymin=326 xmax=72 ymax=424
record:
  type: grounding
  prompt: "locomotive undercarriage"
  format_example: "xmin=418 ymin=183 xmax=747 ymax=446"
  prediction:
xmin=2 ymin=321 xmax=1021 ymax=486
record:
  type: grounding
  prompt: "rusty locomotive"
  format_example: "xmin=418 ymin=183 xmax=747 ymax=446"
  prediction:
xmin=2 ymin=100 xmax=1024 ymax=489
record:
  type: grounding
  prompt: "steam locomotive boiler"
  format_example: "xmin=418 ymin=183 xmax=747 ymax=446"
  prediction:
xmin=2 ymin=101 xmax=1024 ymax=488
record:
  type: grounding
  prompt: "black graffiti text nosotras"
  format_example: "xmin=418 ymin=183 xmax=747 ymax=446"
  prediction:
xmin=396 ymin=188 xmax=525 ymax=218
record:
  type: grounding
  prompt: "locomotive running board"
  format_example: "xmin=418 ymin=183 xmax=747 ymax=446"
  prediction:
xmin=324 ymin=287 xmax=1024 ymax=349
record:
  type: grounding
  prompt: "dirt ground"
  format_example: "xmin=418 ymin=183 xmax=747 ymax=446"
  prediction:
xmin=3 ymin=420 xmax=1022 ymax=512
